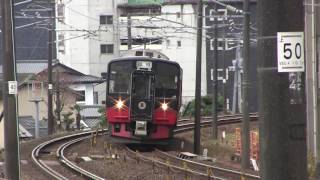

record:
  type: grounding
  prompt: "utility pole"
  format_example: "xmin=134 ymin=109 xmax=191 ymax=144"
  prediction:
xmin=241 ymin=0 xmax=250 ymax=170
xmin=232 ymin=45 xmax=241 ymax=113
xmin=1 ymin=0 xmax=21 ymax=179
xmin=222 ymin=18 xmax=227 ymax=113
xmin=48 ymin=10 xmax=54 ymax=135
xmin=194 ymin=0 xmax=203 ymax=155
xmin=211 ymin=4 xmax=218 ymax=140
xmin=258 ymin=0 xmax=307 ymax=179
xmin=55 ymin=70 xmax=61 ymax=128
xmin=127 ymin=14 xmax=132 ymax=50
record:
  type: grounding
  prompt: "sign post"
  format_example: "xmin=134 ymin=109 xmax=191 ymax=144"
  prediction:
xmin=28 ymin=81 xmax=44 ymax=138
xmin=277 ymin=32 xmax=305 ymax=72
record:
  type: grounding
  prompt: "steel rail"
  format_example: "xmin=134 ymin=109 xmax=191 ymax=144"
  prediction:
xmin=125 ymin=146 xmax=226 ymax=180
xmin=57 ymin=136 xmax=106 ymax=180
xmin=177 ymin=112 xmax=258 ymax=122
xmin=175 ymin=115 xmax=258 ymax=133
xmin=31 ymin=130 xmax=106 ymax=179
xmin=155 ymin=149 xmax=260 ymax=180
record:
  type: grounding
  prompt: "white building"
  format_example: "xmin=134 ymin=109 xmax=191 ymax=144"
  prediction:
xmin=161 ymin=3 xmax=207 ymax=102
xmin=56 ymin=0 xmax=207 ymax=104
xmin=55 ymin=0 xmax=127 ymax=77
xmin=118 ymin=2 xmax=207 ymax=103
xmin=55 ymin=0 xmax=128 ymax=104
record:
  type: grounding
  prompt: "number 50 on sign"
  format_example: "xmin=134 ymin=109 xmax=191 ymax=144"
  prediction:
xmin=277 ymin=32 xmax=305 ymax=72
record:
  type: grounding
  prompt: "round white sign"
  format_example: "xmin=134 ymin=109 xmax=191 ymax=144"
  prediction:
xmin=138 ymin=101 xmax=147 ymax=110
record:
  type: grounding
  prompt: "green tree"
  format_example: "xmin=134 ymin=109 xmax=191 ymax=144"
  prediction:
xmin=72 ymin=104 xmax=81 ymax=130
xmin=182 ymin=95 xmax=224 ymax=117
xmin=63 ymin=111 xmax=74 ymax=131
xmin=98 ymin=106 xmax=107 ymax=127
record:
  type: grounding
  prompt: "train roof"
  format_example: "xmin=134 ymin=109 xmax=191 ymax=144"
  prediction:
xmin=109 ymin=56 xmax=181 ymax=67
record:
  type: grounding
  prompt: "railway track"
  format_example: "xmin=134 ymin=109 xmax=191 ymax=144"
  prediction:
xmin=126 ymin=114 xmax=260 ymax=180
xmin=31 ymin=113 xmax=259 ymax=179
xmin=176 ymin=113 xmax=258 ymax=133
xmin=31 ymin=130 xmax=107 ymax=180
xmin=154 ymin=149 xmax=259 ymax=180
xmin=125 ymin=146 xmax=225 ymax=180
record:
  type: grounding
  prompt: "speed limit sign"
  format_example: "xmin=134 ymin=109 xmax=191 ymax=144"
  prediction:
xmin=277 ymin=32 xmax=305 ymax=72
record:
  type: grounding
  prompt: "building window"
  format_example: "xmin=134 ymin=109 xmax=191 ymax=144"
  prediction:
xmin=210 ymin=39 xmax=224 ymax=51
xmin=135 ymin=51 xmax=143 ymax=56
xmin=76 ymin=91 xmax=85 ymax=102
xmin=177 ymin=40 xmax=181 ymax=48
xmin=101 ymin=44 xmax=114 ymax=54
xmin=145 ymin=52 xmax=153 ymax=58
xmin=209 ymin=9 xmax=227 ymax=21
xmin=166 ymin=39 xmax=170 ymax=48
xmin=94 ymin=92 xmax=98 ymax=104
xmin=176 ymin=12 xmax=181 ymax=18
xmin=225 ymin=39 xmax=237 ymax=50
xmin=100 ymin=15 xmax=113 ymax=25
xmin=58 ymin=34 xmax=65 ymax=54
xmin=57 ymin=3 xmax=65 ymax=22
xmin=101 ymin=72 xmax=108 ymax=79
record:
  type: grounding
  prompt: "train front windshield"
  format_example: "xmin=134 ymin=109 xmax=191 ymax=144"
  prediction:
xmin=108 ymin=61 xmax=132 ymax=95
xmin=107 ymin=60 xmax=181 ymax=110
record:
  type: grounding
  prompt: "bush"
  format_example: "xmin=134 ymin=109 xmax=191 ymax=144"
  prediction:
xmin=203 ymin=140 xmax=235 ymax=161
xmin=63 ymin=111 xmax=74 ymax=131
xmin=98 ymin=106 xmax=107 ymax=127
xmin=182 ymin=95 xmax=224 ymax=117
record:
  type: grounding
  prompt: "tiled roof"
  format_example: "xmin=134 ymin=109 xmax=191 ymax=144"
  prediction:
xmin=0 ymin=62 xmax=48 ymax=74
xmin=79 ymin=105 xmax=104 ymax=128
xmin=163 ymin=0 xmax=256 ymax=5
xmin=19 ymin=124 xmax=33 ymax=138
xmin=19 ymin=116 xmax=48 ymax=138
xmin=83 ymin=118 xmax=101 ymax=128
xmin=80 ymin=105 xmax=104 ymax=118
xmin=71 ymin=75 xmax=105 ymax=84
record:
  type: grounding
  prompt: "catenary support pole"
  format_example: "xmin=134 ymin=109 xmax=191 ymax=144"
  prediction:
xmin=241 ymin=0 xmax=251 ymax=170
xmin=56 ymin=70 xmax=61 ymax=128
xmin=0 ymin=0 xmax=21 ymax=179
xmin=35 ymin=101 xmax=40 ymax=138
xmin=211 ymin=4 xmax=218 ymax=140
xmin=127 ymin=14 xmax=132 ymax=50
xmin=232 ymin=45 xmax=240 ymax=113
xmin=48 ymin=10 xmax=54 ymax=135
xmin=257 ymin=0 xmax=307 ymax=179
xmin=222 ymin=18 xmax=227 ymax=113
xmin=194 ymin=0 xmax=203 ymax=154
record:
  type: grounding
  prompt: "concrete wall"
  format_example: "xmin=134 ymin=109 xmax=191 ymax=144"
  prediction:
xmin=56 ymin=0 xmax=90 ymax=74
xmin=161 ymin=4 xmax=207 ymax=102
xmin=69 ymin=84 xmax=95 ymax=105
xmin=17 ymin=85 xmax=78 ymax=120
xmin=56 ymin=0 xmax=122 ymax=77
xmin=0 ymin=85 xmax=77 ymax=149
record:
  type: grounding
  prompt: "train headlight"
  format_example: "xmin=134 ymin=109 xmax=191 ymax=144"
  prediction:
xmin=115 ymin=99 xmax=124 ymax=109
xmin=161 ymin=102 xmax=169 ymax=111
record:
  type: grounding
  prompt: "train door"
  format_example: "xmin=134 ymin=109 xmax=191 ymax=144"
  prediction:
xmin=130 ymin=71 xmax=155 ymax=136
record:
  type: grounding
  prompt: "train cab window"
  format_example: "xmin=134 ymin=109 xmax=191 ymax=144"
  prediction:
xmin=155 ymin=62 xmax=179 ymax=99
xmin=108 ymin=62 xmax=132 ymax=94
xmin=132 ymin=75 xmax=151 ymax=98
